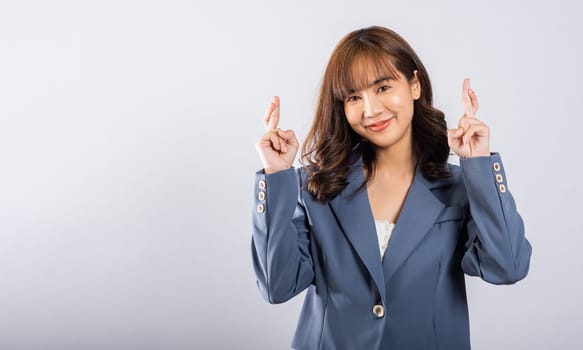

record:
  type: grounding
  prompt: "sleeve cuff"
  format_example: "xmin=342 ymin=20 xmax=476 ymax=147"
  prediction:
xmin=460 ymin=152 xmax=508 ymax=195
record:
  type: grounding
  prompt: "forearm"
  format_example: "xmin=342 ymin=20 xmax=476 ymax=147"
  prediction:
xmin=251 ymin=168 xmax=314 ymax=303
xmin=460 ymin=153 xmax=532 ymax=284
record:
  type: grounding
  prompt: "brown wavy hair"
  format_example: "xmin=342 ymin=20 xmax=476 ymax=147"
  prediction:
xmin=300 ymin=26 xmax=450 ymax=202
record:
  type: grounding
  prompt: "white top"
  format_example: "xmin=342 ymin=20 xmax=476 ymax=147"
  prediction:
xmin=374 ymin=220 xmax=395 ymax=259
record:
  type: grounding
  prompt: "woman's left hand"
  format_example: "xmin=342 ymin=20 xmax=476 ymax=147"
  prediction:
xmin=447 ymin=78 xmax=491 ymax=158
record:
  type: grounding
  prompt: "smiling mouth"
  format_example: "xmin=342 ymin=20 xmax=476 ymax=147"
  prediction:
xmin=366 ymin=117 xmax=394 ymax=131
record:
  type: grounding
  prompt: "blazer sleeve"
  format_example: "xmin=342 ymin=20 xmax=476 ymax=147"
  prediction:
xmin=460 ymin=153 xmax=532 ymax=285
xmin=251 ymin=167 xmax=314 ymax=304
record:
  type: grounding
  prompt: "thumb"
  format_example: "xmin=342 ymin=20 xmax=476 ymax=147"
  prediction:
xmin=448 ymin=127 xmax=463 ymax=138
xmin=277 ymin=129 xmax=299 ymax=147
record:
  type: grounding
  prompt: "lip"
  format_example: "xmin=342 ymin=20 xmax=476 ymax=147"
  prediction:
xmin=366 ymin=117 xmax=394 ymax=132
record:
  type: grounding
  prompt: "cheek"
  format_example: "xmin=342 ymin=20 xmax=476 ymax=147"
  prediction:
xmin=387 ymin=92 xmax=408 ymax=105
xmin=343 ymin=107 xmax=361 ymax=128
xmin=387 ymin=93 xmax=415 ymax=116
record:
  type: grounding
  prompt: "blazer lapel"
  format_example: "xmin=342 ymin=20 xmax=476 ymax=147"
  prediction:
xmin=382 ymin=167 xmax=445 ymax=283
xmin=329 ymin=158 xmax=386 ymax=299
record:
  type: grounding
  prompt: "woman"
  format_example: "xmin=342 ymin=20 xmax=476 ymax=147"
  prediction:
xmin=251 ymin=26 xmax=531 ymax=350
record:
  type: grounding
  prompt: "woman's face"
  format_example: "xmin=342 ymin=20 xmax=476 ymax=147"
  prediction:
xmin=343 ymin=67 xmax=420 ymax=151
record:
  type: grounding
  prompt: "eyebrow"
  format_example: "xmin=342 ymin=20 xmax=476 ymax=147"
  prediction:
xmin=347 ymin=76 xmax=395 ymax=94
xmin=369 ymin=76 xmax=393 ymax=87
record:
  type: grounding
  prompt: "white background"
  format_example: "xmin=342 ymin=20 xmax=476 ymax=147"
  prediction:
xmin=0 ymin=0 xmax=581 ymax=349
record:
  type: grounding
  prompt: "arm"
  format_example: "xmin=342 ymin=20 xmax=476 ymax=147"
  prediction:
xmin=448 ymin=79 xmax=531 ymax=284
xmin=251 ymin=167 xmax=314 ymax=304
xmin=460 ymin=154 xmax=532 ymax=284
xmin=252 ymin=96 xmax=313 ymax=304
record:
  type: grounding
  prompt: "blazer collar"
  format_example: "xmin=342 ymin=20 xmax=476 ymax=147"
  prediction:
xmin=381 ymin=164 xmax=445 ymax=283
xmin=329 ymin=156 xmax=446 ymax=298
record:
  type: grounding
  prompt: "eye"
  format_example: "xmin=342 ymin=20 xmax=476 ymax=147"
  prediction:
xmin=377 ymin=85 xmax=391 ymax=93
xmin=345 ymin=95 xmax=360 ymax=103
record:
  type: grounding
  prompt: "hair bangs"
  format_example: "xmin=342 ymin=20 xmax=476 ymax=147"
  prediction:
xmin=332 ymin=47 xmax=400 ymax=101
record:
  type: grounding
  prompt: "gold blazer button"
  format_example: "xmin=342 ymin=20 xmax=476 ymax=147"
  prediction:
xmin=258 ymin=180 xmax=267 ymax=190
xmin=372 ymin=304 xmax=385 ymax=318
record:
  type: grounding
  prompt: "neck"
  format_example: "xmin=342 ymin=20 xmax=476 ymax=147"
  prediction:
xmin=372 ymin=138 xmax=416 ymax=178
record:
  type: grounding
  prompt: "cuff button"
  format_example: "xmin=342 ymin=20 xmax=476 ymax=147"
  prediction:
xmin=493 ymin=162 xmax=501 ymax=172
xmin=499 ymin=184 xmax=506 ymax=193
xmin=495 ymin=174 xmax=504 ymax=183
xmin=258 ymin=180 xmax=266 ymax=190
xmin=258 ymin=191 xmax=266 ymax=201
xmin=257 ymin=203 xmax=265 ymax=213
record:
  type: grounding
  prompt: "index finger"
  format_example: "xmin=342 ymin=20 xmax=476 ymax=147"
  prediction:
xmin=263 ymin=96 xmax=280 ymax=131
xmin=462 ymin=78 xmax=478 ymax=118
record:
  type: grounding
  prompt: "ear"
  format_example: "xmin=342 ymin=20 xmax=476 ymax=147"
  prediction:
xmin=411 ymin=70 xmax=421 ymax=100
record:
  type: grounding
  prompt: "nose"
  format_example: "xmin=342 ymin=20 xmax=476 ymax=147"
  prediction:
xmin=362 ymin=93 xmax=383 ymax=118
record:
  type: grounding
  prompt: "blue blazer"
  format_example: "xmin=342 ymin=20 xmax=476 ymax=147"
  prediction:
xmin=251 ymin=154 xmax=531 ymax=350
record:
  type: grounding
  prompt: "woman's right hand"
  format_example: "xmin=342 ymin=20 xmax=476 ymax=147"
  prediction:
xmin=255 ymin=96 xmax=299 ymax=174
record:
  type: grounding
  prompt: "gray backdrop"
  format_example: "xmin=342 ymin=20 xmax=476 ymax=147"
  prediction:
xmin=0 ymin=0 xmax=581 ymax=349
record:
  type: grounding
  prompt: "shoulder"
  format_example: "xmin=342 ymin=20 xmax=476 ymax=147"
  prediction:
xmin=446 ymin=162 xmax=462 ymax=182
xmin=295 ymin=166 xmax=315 ymax=199
xmin=422 ymin=162 xmax=463 ymax=187
xmin=296 ymin=166 xmax=309 ymax=185
xmin=424 ymin=162 xmax=468 ymax=206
